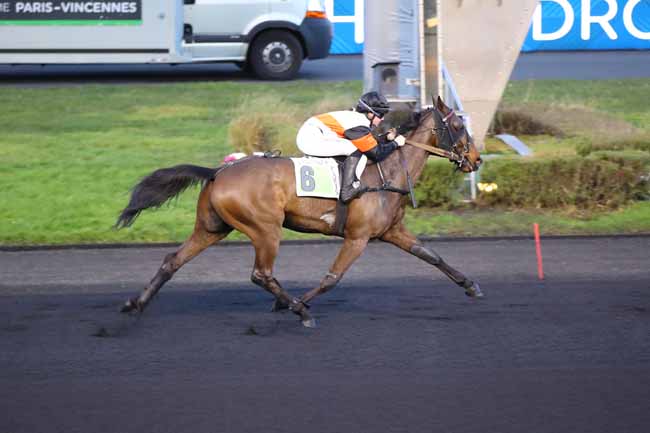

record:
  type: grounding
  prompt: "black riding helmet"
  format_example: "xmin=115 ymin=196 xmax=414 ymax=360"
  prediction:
xmin=355 ymin=91 xmax=390 ymax=118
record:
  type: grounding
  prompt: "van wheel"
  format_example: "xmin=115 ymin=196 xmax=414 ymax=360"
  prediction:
xmin=249 ymin=30 xmax=303 ymax=80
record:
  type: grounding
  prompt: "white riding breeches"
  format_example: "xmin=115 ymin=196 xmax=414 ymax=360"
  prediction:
xmin=296 ymin=118 xmax=368 ymax=179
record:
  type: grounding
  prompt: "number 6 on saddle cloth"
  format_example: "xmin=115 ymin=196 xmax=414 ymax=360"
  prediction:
xmin=291 ymin=154 xmax=413 ymax=203
xmin=291 ymin=156 xmax=347 ymax=199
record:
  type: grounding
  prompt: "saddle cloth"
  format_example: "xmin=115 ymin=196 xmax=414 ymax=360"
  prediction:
xmin=290 ymin=157 xmax=341 ymax=199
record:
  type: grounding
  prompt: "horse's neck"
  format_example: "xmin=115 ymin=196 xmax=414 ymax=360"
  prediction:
xmin=391 ymin=119 xmax=435 ymax=183
xmin=372 ymin=143 xmax=428 ymax=198
xmin=402 ymin=143 xmax=430 ymax=182
xmin=372 ymin=125 xmax=432 ymax=191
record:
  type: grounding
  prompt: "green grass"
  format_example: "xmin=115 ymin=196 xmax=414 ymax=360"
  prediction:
xmin=1 ymin=79 xmax=649 ymax=245
xmin=496 ymin=79 xmax=650 ymax=160
xmin=0 ymin=81 xmax=361 ymax=245
xmin=502 ymin=79 xmax=650 ymax=131
xmin=404 ymin=202 xmax=650 ymax=238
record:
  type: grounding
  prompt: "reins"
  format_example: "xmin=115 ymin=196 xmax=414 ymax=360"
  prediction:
xmin=405 ymin=138 xmax=463 ymax=163
xmin=363 ymin=105 xmax=467 ymax=207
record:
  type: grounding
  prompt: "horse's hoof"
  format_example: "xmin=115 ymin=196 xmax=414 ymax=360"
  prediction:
xmin=465 ymin=282 xmax=484 ymax=298
xmin=120 ymin=298 xmax=140 ymax=313
xmin=288 ymin=298 xmax=315 ymax=327
xmin=271 ymin=299 xmax=289 ymax=312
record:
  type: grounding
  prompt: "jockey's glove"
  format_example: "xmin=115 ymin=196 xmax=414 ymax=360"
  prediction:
xmin=385 ymin=128 xmax=398 ymax=141
xmin=394 ymin=135 xmax=406 ymax=147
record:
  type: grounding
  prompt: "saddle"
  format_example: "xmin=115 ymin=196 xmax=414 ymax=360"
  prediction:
xmin=317 ymin=156 xmax=409 ymax=236
xmin=288 ymin=153 xmax=413 ymax=236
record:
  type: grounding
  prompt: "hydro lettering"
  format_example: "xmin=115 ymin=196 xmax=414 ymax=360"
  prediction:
xmin=532 ymin=0 xmax=650 ymax=41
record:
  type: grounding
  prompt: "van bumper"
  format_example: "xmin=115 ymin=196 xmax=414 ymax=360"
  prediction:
xmin=300 ymin=18 xmax=332 ymax=60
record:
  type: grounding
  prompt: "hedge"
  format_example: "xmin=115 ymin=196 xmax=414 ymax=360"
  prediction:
xmin=415 ymin=154 xmax=649 ymax=209
xmin=414 ymin=159 xmax=466 ymax=207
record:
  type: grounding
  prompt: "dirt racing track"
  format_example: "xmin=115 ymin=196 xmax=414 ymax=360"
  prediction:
xmin=1 ymin=236 xmax=649 ymax=433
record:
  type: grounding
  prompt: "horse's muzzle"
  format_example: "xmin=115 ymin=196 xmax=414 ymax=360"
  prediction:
xmin=460 ymin=157 xmax=481 ymax=173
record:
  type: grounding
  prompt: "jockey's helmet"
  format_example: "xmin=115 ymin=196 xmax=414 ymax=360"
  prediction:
xmin=356 ymin=91 xmax=390 ymax=118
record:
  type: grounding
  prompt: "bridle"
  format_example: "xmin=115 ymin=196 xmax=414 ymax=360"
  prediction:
xmin=433 ymin=107 xmax=472 ymax=169
xmin=404 ymin=106 xmax=472 ymax=170
xmin=368 ymin=104 xmax=476 ymax=208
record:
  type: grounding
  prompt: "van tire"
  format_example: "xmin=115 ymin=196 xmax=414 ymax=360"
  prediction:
xmin=249 ymin=30 xmax=303 ymax=80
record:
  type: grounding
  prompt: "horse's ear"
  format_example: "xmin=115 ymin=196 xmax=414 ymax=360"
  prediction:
xmin=436 ymin=96 xmax=450 ymax=115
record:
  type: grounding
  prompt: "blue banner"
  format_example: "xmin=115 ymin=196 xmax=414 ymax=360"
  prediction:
xmin=522 ymin=0 xmax=650 ymax=51
xmin=326 ymin=0 xmax=364 ymax=54
xmin=327 ymin=0 xmax=650 ymax=54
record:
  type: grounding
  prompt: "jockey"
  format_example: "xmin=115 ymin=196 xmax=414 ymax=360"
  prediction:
xmin=296 ymin=91 xmax=406 ymax=203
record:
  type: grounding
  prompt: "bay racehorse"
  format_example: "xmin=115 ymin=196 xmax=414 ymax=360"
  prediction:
xmin=116 ymin=97 xmax=483 ymax=327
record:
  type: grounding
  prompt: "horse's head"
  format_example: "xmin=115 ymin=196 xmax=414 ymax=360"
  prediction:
xmin=401 ymin=97 xmax=482 ymax=173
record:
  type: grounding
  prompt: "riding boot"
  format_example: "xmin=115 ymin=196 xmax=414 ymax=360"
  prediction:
xmin=340 ymin=151 xmax=366 ymax=203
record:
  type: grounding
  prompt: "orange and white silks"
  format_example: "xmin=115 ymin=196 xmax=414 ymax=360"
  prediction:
xmin=296 ymin=110 xmax=378 ymax=157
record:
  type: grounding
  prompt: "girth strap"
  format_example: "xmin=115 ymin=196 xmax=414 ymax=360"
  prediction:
xmin=365 ymin=184 xmax=410 ymax=195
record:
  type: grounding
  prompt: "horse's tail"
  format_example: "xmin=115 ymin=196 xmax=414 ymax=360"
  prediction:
xmin=115 ymin=164 xmax=217 ymax=229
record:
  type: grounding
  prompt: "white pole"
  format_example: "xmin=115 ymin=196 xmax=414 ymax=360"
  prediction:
xmin=418 ymin=0 xmax=426 ymax=108
xmin=436 ymin=0 xmax=443 ymax=99
xmin=470 ymin=171 xmax=477 ymax=201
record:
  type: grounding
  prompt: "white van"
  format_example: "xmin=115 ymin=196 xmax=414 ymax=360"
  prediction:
xmin=184 ymin=0 xmax=332 ymax=79
xmin=0 ymin=0 xmax=332 ymax=80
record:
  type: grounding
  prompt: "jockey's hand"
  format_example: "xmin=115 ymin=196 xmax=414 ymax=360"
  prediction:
xmin=386 ymin=128 xmax=398 ymax=142
xmin=394 ymin=135 xmax=406 ymax=147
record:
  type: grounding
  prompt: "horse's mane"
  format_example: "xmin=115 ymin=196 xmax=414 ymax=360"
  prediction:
xmin=388 ymin=107 xmax=433 ymax=136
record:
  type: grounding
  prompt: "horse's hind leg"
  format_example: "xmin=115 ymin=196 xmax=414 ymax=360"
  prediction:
xmin=121 ymin=225 xmax=229 ymax=313
xmin=247 ymin=228 xmax=315 ymax=328
xmin=380 ymin=223 xmax=483 ymax=297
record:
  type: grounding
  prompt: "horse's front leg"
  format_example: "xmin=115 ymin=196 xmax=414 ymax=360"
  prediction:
xmin=300 ymin=236 xmax=369 ymax=305
xmin=381 ymin=223 xmax=483 ymax=298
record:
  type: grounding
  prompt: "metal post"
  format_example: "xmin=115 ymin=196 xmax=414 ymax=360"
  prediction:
xmin=436 ymin=0 xmax=442 ymax=99
xmin=417 ymin=0 xmax=426 ymax=108
xmin=470 ymin=171 xmax=477 ymax=201
xmin=421 ymin=0 xmax=438 ymax=106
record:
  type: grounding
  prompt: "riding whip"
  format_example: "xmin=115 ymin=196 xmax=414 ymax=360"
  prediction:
xmin=398 ymin=148 xmax=418 ymax=208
